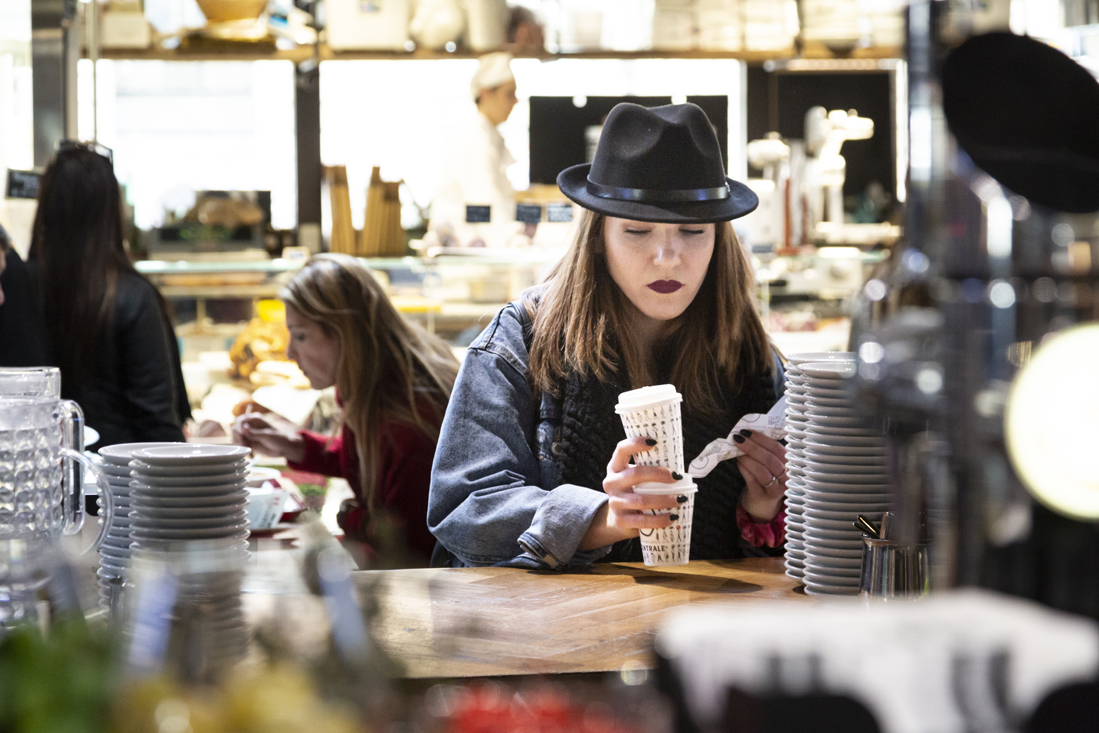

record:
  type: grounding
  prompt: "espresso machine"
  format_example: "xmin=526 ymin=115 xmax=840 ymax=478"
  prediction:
xmin=852 ymin=2 xmax=1099 ymax=619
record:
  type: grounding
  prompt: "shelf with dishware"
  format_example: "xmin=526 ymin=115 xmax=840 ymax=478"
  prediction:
xmin=90 ymin=43 xmax=903 ymax=64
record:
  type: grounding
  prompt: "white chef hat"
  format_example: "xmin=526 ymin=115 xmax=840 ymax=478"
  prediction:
xmin=471 ymin=52 xmax=515 ymax=102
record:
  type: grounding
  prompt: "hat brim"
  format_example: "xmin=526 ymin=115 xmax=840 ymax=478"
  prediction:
xmin=557 ymin=164 xmax=759 ymax=223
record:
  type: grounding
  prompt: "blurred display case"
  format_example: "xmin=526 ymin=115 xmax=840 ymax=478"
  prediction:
xmin=138 ymin=247 xmax=888 ymax=359
xmin=136 ymin=249 xmax=566 ymax=356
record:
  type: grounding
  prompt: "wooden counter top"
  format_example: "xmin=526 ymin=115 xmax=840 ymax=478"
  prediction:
xmin=356 ymin=558 xmax=810 ymax=679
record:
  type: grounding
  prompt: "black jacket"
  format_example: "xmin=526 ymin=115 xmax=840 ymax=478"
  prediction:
xmin=35 ymin=267 xmax=187 ymax=448
xmin=0 ymin=248 xmax=48 ymax=366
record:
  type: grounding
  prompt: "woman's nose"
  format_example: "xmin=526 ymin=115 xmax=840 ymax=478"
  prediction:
xmin=653 ymin=232 xmax=681 ymax=264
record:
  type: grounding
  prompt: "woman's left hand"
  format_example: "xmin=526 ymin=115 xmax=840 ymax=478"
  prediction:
xmin=734 ymin=430 xmax=787 ymax=523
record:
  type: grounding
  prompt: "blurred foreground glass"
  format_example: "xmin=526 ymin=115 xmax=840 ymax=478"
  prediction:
xmin=0 ymin=535 xmax=85 ymax=634
xmin=122 ymin=538 xmax=250 ymax=684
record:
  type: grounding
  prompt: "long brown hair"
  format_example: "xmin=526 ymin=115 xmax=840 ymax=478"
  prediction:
xmin=525 ymin=209 xmax=772 ymax=413
xmin=280 ymin=254 xmax=459 ymax=511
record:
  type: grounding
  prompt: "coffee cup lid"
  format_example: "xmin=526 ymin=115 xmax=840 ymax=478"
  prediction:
xmin=615 ymin=384 xmax=682 ymax=413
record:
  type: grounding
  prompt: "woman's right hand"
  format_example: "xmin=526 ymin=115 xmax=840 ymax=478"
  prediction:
xmin=578 ymin=436 xmax=685 ymax=551
xmin=231 ymin=412 xmax=306 ymax=464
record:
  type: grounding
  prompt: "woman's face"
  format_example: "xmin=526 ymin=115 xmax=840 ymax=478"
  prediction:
xmin=602 ymin=217 xmax=716 ymax=328
xmin=285 ymin=304 xmax=341 ymax=390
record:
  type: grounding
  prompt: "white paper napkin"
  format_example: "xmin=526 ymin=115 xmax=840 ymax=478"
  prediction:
xmin=688 ymin=396 xmax=787 ymax=478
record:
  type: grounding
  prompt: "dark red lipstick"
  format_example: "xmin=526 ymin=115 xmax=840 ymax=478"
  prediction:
xmin=647 ymin=280 xmax=684 ymax=294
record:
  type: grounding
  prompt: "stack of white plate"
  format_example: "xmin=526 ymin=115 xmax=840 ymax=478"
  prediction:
xmin=95 ymin=442 xmax=184 ymax=611
xmin=783 ymin=354 xmax=890 ymax=596
xmin=128 ymin=444 xmax=251 ymax=548
xmin=782 ymin=353 xmax=853 ymax=582
xmin=128 ymin=444 xmax=252 ymax=666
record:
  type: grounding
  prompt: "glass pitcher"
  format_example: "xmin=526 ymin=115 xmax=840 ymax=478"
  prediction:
xmin=0 ymin=394 xmax=112 ymax=552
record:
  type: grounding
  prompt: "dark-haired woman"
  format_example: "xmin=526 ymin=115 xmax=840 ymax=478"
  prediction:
xmin=28 ymin=143 xmax=188 ymax=447
xmin=429 ymin=103 xmax=788 ymax=568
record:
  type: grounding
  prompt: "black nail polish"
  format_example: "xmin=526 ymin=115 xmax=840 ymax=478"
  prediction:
xmin=672 ymin=471 xmax=683 ymax=480
xmin=740 ymin=429 xmax=753 ymax=438
xmin=645 ymin=438 xmax=657 ymax=446
xmin=676 ymin=495 xmax=688 ymax=503
xmin=669 ymin=514 xmax=679 ymax=521
xmin=733 ymin=434 xmax=746 ymax=444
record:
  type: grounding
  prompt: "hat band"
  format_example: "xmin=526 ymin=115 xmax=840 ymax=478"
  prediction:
xmin=585 ymin=179 xmax=730 ymax=203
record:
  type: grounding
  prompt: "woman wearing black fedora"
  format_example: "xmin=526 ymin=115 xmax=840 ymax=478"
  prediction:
xmin=428 ymin=103 xmax=788 ymax=568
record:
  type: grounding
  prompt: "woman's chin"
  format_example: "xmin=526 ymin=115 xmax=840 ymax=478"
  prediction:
xmin=302 ymin=374 xmax=329 ymax=390
xmin=639 ymin=303 xmax=691 ymax=324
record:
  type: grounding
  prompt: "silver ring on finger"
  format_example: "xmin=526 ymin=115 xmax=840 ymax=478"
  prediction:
xmin=763 ymin=473 xmax=778 ymax=488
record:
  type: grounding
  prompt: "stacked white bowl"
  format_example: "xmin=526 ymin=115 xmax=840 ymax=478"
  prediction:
xmin=95 ymin=442 xmax=184 ymax=611
xmin=783 ymin=353 xmax=890 ymax=595
xmin=128 ymin=444 xmax=252 ymax=667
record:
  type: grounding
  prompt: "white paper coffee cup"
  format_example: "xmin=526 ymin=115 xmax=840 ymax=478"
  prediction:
xmin=634 ymin=476 xmax=696 ymax=566
xmin=616 ymin=384 xmax=684 ymax=474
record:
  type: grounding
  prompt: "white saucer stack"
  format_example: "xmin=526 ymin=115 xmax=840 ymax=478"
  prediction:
xmin=128 ymin=444 xmax=251 ymax=549
xmin=128 ymin=444 xmax=253 ymax=666
xmin=783 ymin=354 xmax=890 ymax=595
xmin=95 ymin=442 xmax=184 ymax=611
xmin=782 ymin=353 xmax=852 ymax=582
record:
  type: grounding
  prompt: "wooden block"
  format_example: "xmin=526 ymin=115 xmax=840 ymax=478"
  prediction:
xmin=324 ymin=165 xmax=355 ymax=254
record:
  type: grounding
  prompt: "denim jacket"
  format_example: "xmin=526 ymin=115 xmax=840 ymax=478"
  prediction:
xmin=427 ymin=302 xmax=784 ymax=569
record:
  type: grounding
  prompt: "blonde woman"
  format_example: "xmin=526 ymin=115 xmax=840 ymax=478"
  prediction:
xmin=233 ymin=254 xmax=459 ymax=565
xmin=429 ymin=103 xmax=788 ymax=568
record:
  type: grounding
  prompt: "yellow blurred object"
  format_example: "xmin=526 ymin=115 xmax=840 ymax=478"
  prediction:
xmin=194 ymin=0 xmax=268 ymax=23
xmin=389 ymin=295 xmax=442 ymax=313
xmin=222 ymin=664 xmax=315 ymax=730
xmin=229 ymin=317 xmax=290 ymax=379
xmin=1005 ymin=323 xmax=1099 ymax=520
xmin=110 ymin=677 xmax=184 ymax=733
xmin=112 ymin=665 xmax=362 ymax=733
xmin=256 ymin=299 xmax=285 ymax=323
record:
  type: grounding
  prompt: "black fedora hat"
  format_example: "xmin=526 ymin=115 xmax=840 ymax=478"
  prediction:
xmin=942 ymin=32 xmax=1099 ymax=214
xmin=557 ymin=103 xmax=758 ymax=223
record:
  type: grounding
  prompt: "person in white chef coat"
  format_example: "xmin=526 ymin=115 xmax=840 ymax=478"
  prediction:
xmin=428 ymin=52 xmax=526 ymax=248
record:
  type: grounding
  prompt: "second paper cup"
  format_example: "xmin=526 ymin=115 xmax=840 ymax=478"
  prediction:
xmin=634 ymin=477 xmax=696 ymax=566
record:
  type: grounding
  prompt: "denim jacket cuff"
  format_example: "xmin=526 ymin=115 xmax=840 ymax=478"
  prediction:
xmin=518 ymin=533 xmax=612 ymax=569
xmin=517 ymin=484 xmax=609 ymax=568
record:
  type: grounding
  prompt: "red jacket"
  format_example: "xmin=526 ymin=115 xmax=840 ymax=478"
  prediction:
xmin=289 ymin=417 xmax=439 ymax=565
